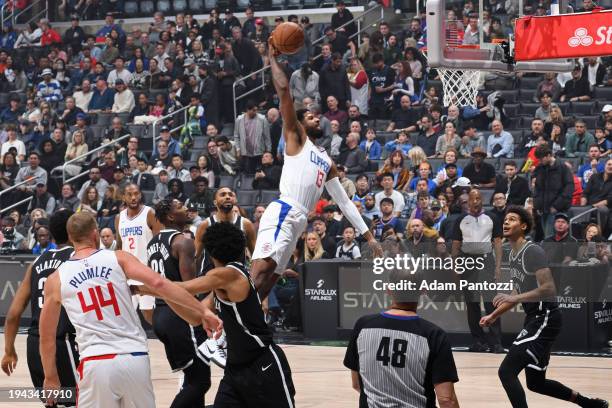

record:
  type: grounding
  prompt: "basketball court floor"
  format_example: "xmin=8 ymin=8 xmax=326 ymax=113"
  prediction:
xmin=1 ymin=335 xmax=610 ymax=407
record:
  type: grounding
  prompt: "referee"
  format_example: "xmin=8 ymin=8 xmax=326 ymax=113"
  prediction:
xmin=344 ymin=269 xmax=460 ymax=408
xmin=451 ymin=188 xmax=504 ymax=353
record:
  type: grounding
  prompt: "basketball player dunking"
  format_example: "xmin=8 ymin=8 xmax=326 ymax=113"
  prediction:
xmin=115 ymin=183 xmax=161 ymax=324
xmin=2 ymin=210 xmax=79 ymax=406
xmin=148 ymin=199 xmax=212 ymax=407
xmin=480 ymin=206 xmax=608 ymax=408
xmin=194 ymin=187 xmax=257 ymax=367
xmin=165 ymin=222 xmax=295 ymax=407
xmin=39 ymin=213 xmax=222 ymax=408
xmin=249 ymin=40 xmax=383 ymax=299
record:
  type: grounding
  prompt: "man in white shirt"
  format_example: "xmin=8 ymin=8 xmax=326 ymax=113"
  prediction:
xmin=463 ymin=14 xmax=480 ymax=45
xmin=111 ymin=79 xmax=135 ymax=113
xmin=374 ymin=172 xmax=405 ymax=217
xmin=0 ymin=125 xmax=26 ymax=162
xmin=487 ymin=120 xmax=514 ymax=158
xmin=72 ymin=79 xmax=93 ymax=112
xmin=106 ymin=56 xmax=133 ymax=87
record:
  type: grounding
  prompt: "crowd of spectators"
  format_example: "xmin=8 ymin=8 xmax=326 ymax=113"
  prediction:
xmin=0 ymin=1 xmax=611 ymax=325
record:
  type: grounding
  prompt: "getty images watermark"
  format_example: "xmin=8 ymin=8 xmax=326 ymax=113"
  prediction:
xmin=371 ymin=254 xmax=514 ymax=292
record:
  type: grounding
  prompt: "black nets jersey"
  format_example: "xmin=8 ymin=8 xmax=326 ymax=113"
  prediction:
xmin=344 ymin=313 xmax=458 ymax=408
xmin=199 ymin=214 xmax=246 ymax=276
xmin=509 ymin=241 xmax=558 ymax=317
xmin=29 ymin=246 xmax=75 ymax=337
xmin=214 ymin=262 xmax=273 ymax=365
xmin=147 ymin=229 xmax=184 ymax=306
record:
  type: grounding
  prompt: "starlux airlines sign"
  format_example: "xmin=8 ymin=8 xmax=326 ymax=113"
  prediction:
xmin=515 ymin=10 xmax=612 ymax=61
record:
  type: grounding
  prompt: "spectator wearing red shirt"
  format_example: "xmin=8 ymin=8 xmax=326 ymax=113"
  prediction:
xmin=40 ymin=20 xmax=62 ymax=47
xmin=565 ymin=161 xmax=583 ymax=206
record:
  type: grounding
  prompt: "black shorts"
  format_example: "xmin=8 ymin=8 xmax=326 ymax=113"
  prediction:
xmin=152 ymin=304 xmax=210 ymax=372
xmin=509 ymin=308 xmax=562 ymax=371
xmin=214 ymin=344 xmax=295 ymax=408
xmin=27 ymin=333 xmax=79 ymax=406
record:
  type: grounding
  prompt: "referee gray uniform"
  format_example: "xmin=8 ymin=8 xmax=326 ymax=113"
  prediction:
xmin=344 ymin=313 xmax=458 ymax=407
xmin=452 ymin=210 xmax=503 ymax=351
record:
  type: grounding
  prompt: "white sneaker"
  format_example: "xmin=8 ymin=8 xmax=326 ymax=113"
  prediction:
xmin=395 ymin=8 xmax=402 ymax=14
xmin=199 ymin=335 xmax=227 ymax=368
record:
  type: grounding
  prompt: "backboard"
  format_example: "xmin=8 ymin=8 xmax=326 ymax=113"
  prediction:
xmin=426 ymin=0 xmax=575 ymax=72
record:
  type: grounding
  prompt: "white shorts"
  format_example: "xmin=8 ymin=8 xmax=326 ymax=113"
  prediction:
xmin=252 ymin=199 xmax=308 ymax=275
xmin=77 ymin=353 xmax=155 ymax=408
xmin=132 ymin=294 xmax=155 ymax=311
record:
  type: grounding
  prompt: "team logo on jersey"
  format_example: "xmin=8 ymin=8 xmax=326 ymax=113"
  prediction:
xmin=516 ymin=329 xmax=529 ymax=339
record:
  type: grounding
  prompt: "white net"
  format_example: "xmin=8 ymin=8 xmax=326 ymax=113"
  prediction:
xmin=438 ymin=68 xmax=482 ymax=107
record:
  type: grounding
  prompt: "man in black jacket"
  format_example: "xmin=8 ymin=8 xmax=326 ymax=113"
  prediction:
xmin=532 ymin=145 xmax=574 ymax=238
xmin=331 ymin=1 xmax=356 ymax=40
xmin=494 ymin=160 xmax=531 ymax=206
xmin=198 ymin=64 xmax=219 ymax=129
xmin=185 ymin=176 xmax=215 ymax=218
xmin=581 ymin=158 xmax=612 ymax=236
xmin=62 ymin=15 xmax=86 ymax=54
xmin=319 ymin=53 xmax=350 ymax=113
xmin=252 ymin=152 xmax=281 ymax=190
xmin=338 ymin=132 xmax=368 ymax=174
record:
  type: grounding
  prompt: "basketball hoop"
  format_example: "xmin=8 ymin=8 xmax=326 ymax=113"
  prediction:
xmin=437 ymin=68 xmax=482 ymax=108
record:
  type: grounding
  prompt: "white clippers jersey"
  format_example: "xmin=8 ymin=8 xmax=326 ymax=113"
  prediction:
xmin=118 ymin=205 xmax=154 ymax=284
xmin=280 ymin=138 xmax=332 ymax=212
xmin=57 ymin=250 xmax=148 ymax=358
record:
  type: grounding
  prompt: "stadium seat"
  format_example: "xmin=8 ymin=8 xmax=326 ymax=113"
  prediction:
xmin=140 ymin=0 xmax=155 ymax=14
xmin=593 ymin=86 xmax=612 ymax=101
xmin=218 ymin=175 xmax=236 ymax=188
xmin=188 ymin=0 xmax=203 ymax=11
xmin=156 ymin=0 xmax=172 ymax=13
xmin=519 ymin=76 xmax=542 ymax=90
xmin=519 ymin=103 xmax=539 ymax=116
xmin=236 ymin=0 xmax=250 ymax=9
xmin=193 ymin=137 xmax=206 ymax=149
xmin=270 ymin=0 xmax=286 ymax=9
xmin=96 ymin=113 xmax=114 ymax=127
xmin=142 ymin=190 xmax=154 ymax=205
xmin=0 ymin=93 xmax=9 ymax=106
xmin=128 ymin=124 xmax=146 ymax=138
xmin=260 ymin=190 xmax=280 ymax=203
xmin=183 ymin=181 xmax=194 ymax=196
xmin=173 ymin=0 xmax=188 ymax=12
xmin=479 ymin=189 xmax=494 ymax=204
xmin=287 ymin=0 xmax=302 ymax=8
xmin=570 ymin=101 xmax=596 ymax=115
xmin=519 ymin=89 xmax=536 ymax=102
xmin=204 ymin=0 xmax=217 ymax=10
xmin=124 ymin=1 xmax=139 ymax=16
xmin=456 ymin=159 xmax=470 ymax=169
xmin=509 ymin=130 xmax=523 ymax=143
xmin=238 ymin=175 xmax=255 ymax=190
xmin=582 ymin=116 xmax=598 ymax=129
xmin=237 ymin=190 xmax=259 ymax=206
xmin=304 ymin=0 xmax=320 ymax=7
xmin=499 ymin=90 xmax=518 ymax=104
xmin=504 ymin=104 xmax=519 ymax=117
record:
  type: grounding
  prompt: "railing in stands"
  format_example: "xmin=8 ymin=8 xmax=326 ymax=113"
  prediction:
xmin=152 ymin=105 xmax=190 ymax=142
xmin=0 ymin=177 xmax=37 ymax=200
xmin=0 ymin=196 xmax=33 ymax=216
xmin=59 ymin=133 xmax=132 ymax=184
xmin=0 ymin=2 xmax=10 ymax=31
xmin=232 ymin=4 xmax=384 ymax=118
xmin=569 ymin=207 xmax=601 ymax=238
xmin=3 ymin=0 xmax=48 ymax=30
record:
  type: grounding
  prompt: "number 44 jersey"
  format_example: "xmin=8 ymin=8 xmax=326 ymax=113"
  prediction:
xmin=57 ymin=249 xmax=148 ymax=359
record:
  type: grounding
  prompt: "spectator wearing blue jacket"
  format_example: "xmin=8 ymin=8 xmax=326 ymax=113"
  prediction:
xmin=359 ymin=128 xmax=382 ymax=160
xmin=0 ymin=96 xmax=23 ymax=125
xmin=36 ymin=69 xmax=63 ymax=103
xmin=383 ymin=131 xmax=412 ymax=158
xmin=408 ymin=161 xmax=437 ymax=194
xmin=577 ymin=144 xmax=605 ymax=187
xmin=96 ymin=13 xmax=125 ymax=41
xmin=487 ymin=119 xmax=514 ymax=158
xmin=88 ymin=78 xmax=115 ymax=111
xmin=152 ymin=125 xmax=181 ymax=158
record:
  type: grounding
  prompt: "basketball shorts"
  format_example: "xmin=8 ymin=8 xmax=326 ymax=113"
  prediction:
xmin=76 ymin=352 xmax=155 ymax=408
xmin=131 ymin=294 xmax=155 ymax=310
xmin=214 ymin=344 xmax=295 ymax=408
xmin=153 ymin=304 xmax=211 ymax=373
xmin=27 ymin=333 xmax=79 ymax=406
xmin=509 ymin=308 xmax=562 ymax=371
xmin=252 ymin=199 xmax=308 ymax=275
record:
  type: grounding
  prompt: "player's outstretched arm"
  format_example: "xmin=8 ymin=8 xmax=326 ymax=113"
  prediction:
xmin=117 ymin=250 xmax=222 ymax=336
xmin=176 ymin=267 xmax=236 ymax=296
xmin=325 ymin=164 xmax=383 ymax=258
xmin=268 ymin=39 xmax=305 ymax=155
xmin=194 ymin=219 xmax=209 ymax=261
xmin=2 ymin=265 xmax=32 ymax=376
xmin=435 ymin=382 xmax=460 ymax=408
xmin=114 ymin=215 xmax=122 ymax=250
xmin=481 ymin=289 xmax=519 ymax=327
xmin=39 ymin=272 xmax=62 ymax=405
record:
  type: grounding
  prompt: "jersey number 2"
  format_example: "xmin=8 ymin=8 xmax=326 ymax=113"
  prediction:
xmin=376 ymin=336 xmax=408 ymax=368
xmin=128 ymin=237 xmax=135 ymax=250
xmin=78 ymin=283 xmax=121 ymax=321
xmin=315 ymin=170 xmax=325 ymax=188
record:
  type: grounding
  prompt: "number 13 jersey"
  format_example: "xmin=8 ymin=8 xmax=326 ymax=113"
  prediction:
xmin=280 ymin=138 xmax=332 ymax=213
xmin=57 ymin=249 xmax=148 ymax=358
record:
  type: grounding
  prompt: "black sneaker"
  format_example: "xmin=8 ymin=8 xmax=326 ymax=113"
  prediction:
xmin=588 ymin=399 xmax=609 ymax=408
xmin=468 ymin=342 xmax=489 ymax=352
xmin=489 ymin=344 xmax=506 ymax=354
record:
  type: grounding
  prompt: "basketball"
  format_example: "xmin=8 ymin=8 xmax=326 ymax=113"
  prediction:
xmin=271 ymin=22 xmax=305 ymax=55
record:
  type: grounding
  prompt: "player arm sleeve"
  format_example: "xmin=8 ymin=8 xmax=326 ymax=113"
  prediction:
xmin=343 ymin=318 xmax=363 ymax=371
xmin=325 ymin=177 xmax=370 ymax=236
